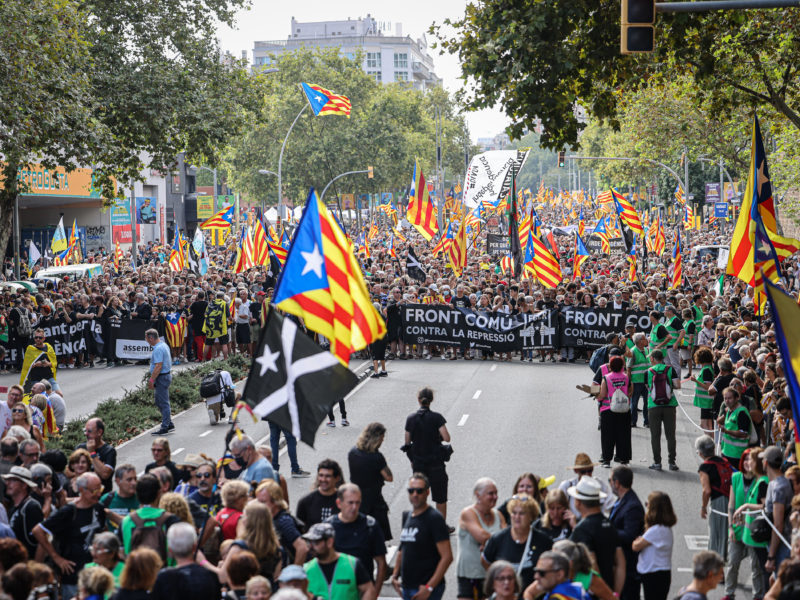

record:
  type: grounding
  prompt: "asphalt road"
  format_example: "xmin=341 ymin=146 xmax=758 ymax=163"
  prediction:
xmin=63 ymin=356 xmax=746 ymax=600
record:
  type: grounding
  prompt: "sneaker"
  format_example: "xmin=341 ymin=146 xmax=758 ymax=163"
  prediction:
xmin=649 ymin=463 xmax=662 ymax=471
xmin=370 ymin=372 xmax=381 ymax=379
xmin=173 ymin=358 xmax=181 ymax=365
xmin=600 ymin=461 xmax=611 ymax=468
xmin=208 ymin=409 xmax=217 ymax=425
xmin=669 ymin=463 xmax=680 ymax=471
xmin=67 ymin=364 xmax=74 ymax=369
xmin=166 ymin=423 xmax=175 ymax=432
xmin=447 ymin=525 xmax=456 ymax=535
xmin=379 ymin=370 xmax=388 ymax=377
xmin=151 ymin=427 xmax=171 ymax=436
xmin=341 ymin=419 xmax=350 ymax=427
xmin=442 ymin=355 xmax=448 ymax=361
xmin=327 ymin=421 xmax=336 ymax=428
xmin=425 ymin=354 xmax=431 ymax=360
xmin=291 ymin=469 xmax=311 ymax=478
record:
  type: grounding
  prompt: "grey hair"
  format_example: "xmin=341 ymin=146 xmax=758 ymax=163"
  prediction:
xmin=166 ymin=522 xmax=197 ymax=558
xmin=695 ymin=435 xmax=716 ymax=459
xmin=692 ymin=550 xmax=725 ymax=580
xmin=552 ymin=540 xmax=591 ymax=574
xmin=6 ymin=425 xmax=31 ymax=441
xmin=145 ymin=328 xmax=159 ymax=339
xmin=632 ymin=332 xmax=646 ymax=343
xmin=483 ymin=560 xmax=520 ymax=596
xmin=19 ymin=439 xmax=39 ymax=454
xmin=92 ymin=531 xmax=120 ymax=555
xmin=539 ymin=551 xmax=572 ymax=577
xmin=230 ymin=435 xmax=255 ymax=453
xmin=474 ymin=477 xmax=497 ymax=497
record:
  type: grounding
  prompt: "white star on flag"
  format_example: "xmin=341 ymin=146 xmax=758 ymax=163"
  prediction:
xmin=757 ymin=159 xmax=770 ymax=197
xmin=300 ymin=243 xmax=324 ymax=278
xmin=255 ymin=346 xmax=280 ymax=376
xmin=251 ymin=318 xmax=338 ymax=439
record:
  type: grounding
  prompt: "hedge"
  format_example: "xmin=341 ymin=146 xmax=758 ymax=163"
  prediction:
xmin=47 ymin=354 xmax=250 ymax=454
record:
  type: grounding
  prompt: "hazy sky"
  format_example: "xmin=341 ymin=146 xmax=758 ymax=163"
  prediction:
xmin=215 ymin=0 xmax=510 ymax=142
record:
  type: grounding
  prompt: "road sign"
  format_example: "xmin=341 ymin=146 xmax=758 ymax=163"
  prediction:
xmin=714 ymin=202 xmax=729 ymax=218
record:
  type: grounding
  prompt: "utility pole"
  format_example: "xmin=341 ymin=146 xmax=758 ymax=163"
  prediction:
xmin=684 ymin=146 xmax=690 ymax=247
xmin=129 ymin=180 xmax=138 ymax=265
xmin=719 ymin=156 xmax=725 ymax=230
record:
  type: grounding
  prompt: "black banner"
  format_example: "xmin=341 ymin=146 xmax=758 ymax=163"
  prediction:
xmin=585 ymin=236 xmax=627 ymax=254
xmin=486 ymin=233 xmax=511 ymax=257
xmin=115 ymin=319 xmax=153 ymax=360
xmin=0 ymin=317 xmax=101 ymax=365
xmin=401 ymin=305 xmax=652 ymax=351
xmin=401 ymin=305 xmax=556 ymax=351
xmin=558 ymin=307 xmax=652 ymax=349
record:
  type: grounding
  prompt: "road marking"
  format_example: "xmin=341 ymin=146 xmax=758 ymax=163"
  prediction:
xmin=490 ymin=365 xmax=497 ymax=372
xmin=173 ymin=447 xmax=185 ymax=456
xmin=677 ymin=568 xmax=692 ymax=573
xmin=684 ymin=535 xmax=709 ymax=551
xmin=199 ymin=430 xmax=213 ymax=438
xmin=386 ymin=544 xmax=399 ymax=566
xmin=472 ymin=390 xmax=482 ymax=400
xmin=457 ymin=414 xmax=469 ymax=427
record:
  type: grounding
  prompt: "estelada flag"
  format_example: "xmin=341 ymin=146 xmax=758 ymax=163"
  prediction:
xmin=407 ymin=158 xmax=438 ymax=241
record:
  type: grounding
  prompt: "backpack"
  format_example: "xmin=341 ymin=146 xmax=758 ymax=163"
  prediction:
xmin=14 ymin=307 xmax=32 ymax=338
xmin=650 ymin=368 xmax=672 ymax=406
xmin=199 ymin=370 xmax=222 ymax=398
xmin=129 ymin=510 xmax=170 ymax=563
xmin=704 ymin=457 xmax=733 ymax=498
xmin=589 ymin=346 xmax=608 ymax=373
xmin=609 ymin=385 xmax=630 ymax=414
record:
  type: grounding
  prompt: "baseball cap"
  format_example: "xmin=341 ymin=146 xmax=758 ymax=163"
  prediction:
xmin=302 ymin=522 xmax=335 ymax=542
xmin=759 ymin=446 xmax=783 ymax=468
xmin=277 ymin=565 xmax=308 ymax=583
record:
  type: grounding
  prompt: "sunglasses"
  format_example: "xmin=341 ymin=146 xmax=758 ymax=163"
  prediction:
xmin=407 ymin=487 xmax=427 ymax=495
xmin=12 ymin=409 xmax=25 ymax=414
xmin=534 ymin=569 xmax=557 ymax=577
xmin=197 ymin=472 xmax=214 ymax=479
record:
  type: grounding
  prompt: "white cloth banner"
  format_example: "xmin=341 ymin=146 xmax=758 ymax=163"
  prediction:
xmin=462 ymin=149 xmax=531 ymax=209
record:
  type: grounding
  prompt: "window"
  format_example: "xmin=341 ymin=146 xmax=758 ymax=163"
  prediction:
xmin=366 ymin=52 xmax=381 ymax=68
xmin=393 ymin=52 xmax=408 ymax=68
xmin=368 ymin=71 xmax=382 ymax=82
xmin=394 ymin=71 xmax=408 ymax=82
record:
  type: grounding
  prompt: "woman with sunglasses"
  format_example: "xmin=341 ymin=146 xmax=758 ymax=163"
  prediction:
xmin=10 ymin=403 xmax=44 ymax=452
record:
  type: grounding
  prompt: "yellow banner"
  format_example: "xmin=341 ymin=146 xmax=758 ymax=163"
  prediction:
xmin=10 ymin=164 xmax=113 ymax=198
xmin=197 ymin=195 xmax=214 ymax=219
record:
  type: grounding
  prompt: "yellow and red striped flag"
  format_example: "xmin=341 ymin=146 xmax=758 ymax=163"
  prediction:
xmin=407 ymin=158 xmax=439 ymax=241
xmin=301 ymin=82 xmax=352 ymax=117
xmin=447 ymin=219 xmax=468 ymax=276
xmin=253 ymin=220 xmax=270 ymax=266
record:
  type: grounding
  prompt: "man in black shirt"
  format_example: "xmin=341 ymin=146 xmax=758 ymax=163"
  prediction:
xmin=152 ymin=522 xmax=221 ymax=600
xmin=296 ymin=459 xmax=342 ymax=529
xmin=76 ymin=418 xmax=116 ymax=494
xmin=392 ymin=473 xmax=452 ymax=600
xmin=33 ymin=473 xmax=106 ymax=600
xmin=326 ymin=483 xmax=387 ymax=595
xmin=569 ymin=476 xmax=626 ymax=595
xmin=449 ymin=285 xmax=472 ymax=359
xmin=3 ymin=466 xmax=43 ymax=557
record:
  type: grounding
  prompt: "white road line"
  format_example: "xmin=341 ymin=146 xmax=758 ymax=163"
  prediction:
xmin=199 ymin=430 xmax=213 ymax=438
xmin=173 ymin=447 xmax=185 ymax=456
xmin=684 ymin=534 xmax=709 ymax=551
xmin=457 ymin=414 xmax=469 ymax=427
xmin=385 ymin=544 xmax=399 ymax=566
xmin=490 ymin=364 xmax=497 ymax=372
xmin=677 ymin=568 xmax=692 ymax=573
xmin=472 ymin=390 xmax=482 ymax=400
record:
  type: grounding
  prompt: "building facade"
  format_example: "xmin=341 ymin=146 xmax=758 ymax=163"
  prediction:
xmin=252 ymin=15 xmax=441 ymax=91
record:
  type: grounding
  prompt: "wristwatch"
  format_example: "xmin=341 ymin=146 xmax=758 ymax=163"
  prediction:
xmin=425 ymin=585 xmax=433 ymax=593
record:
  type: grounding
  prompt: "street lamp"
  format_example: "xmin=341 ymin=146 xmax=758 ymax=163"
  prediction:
xmin=257 ymin=169 xmax=278 ymax=215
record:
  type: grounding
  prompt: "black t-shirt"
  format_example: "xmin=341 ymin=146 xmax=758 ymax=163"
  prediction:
xmin=317 ymin=555 xmax=371 ymax=588
xmin=296 ymin=490 xmax=339 ymax=529
xmin=249 ymin=302 xmax=262 ymax=321
xmin=152 ymin=563 xmax=221 ymax=600
xmin=273 ymin=510 xmax=302 ymax=559
xmin=482 ymin=526 xmax=553 ymax=590
xmin=533 ymin=517 xmax=573 ymax=543
xmin=699 ymin=457 xmax=729 ymax=499
xmin=188 ymin=490 xmax=222 ymax=517
xmin=405 ymin=409 xmax=446 ymax=463
xmin=145 ymin=460 xmax=184 ymax=490
xmin=570 ymin=513 xmax=620 ymax=588
xmin=76 ymin=441 xmax=117 ymax=494
xmin=9 ymin=496 xmax=43 ymax=556
xmin=326 ymin=514 xmax=386 ymax=581
xmin=41 ymin=503 xmax=106 ymax=584
xmin=399 ymin=507 xmax=450 ymax=588
xmin=189 ymin=301 xmax=208 ymax=330
xmin=711 ymin=373 xmax=735 ymax=411
xmin=652 ymin=323 xmax=668 ymax=343
xmin=451 ymin=296 xmax=470 ymax=309
xmin=348 ymin=448 xmax=387 ymax=512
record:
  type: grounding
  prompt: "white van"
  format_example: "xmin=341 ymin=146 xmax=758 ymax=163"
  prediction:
xmin=36 ymin=263 xmax=103 ymax=280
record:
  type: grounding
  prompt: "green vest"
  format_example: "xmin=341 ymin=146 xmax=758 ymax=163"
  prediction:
xmin=649 ymin=324 xmax=666 ymax=352
xmin=693 ymin=304 xmax=704 ymax=328
xmin=629 ymin=346 xmax=650 ymax=384
xmin=647 ymin=363 xmax=678 ymax=408
xmin=741 ymin=475 xmax=769 ymax=548
xmin=721 ymin=405 xmax=751 ymax=460
xmin=681 ymin=321 xmax=695 ymax=348
xmin=693 ymin=365 xmax=714 ymax=409
xmin=730 ymin=471 xmax=747 ymax=541
xmin=665 ymin=316 xmax=681 ymax=343
xmin=305 ymin=554 xmax=359 ymax=600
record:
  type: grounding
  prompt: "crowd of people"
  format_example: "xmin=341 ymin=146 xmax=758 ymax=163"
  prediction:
xmin=0 ymin=194 xmax=798 ymax=600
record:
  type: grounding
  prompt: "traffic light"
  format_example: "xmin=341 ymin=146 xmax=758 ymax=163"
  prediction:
xmin=367 ymin=166 xmax=374 ymax=179
xmin=558 ymin=151 xmax=566 ymax=168
xmin=621 ymin=0 xmax=655 ymax=54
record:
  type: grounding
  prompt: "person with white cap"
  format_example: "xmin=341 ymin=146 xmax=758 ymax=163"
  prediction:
xmin=3 ymin=465 xmax=43 ymax=557
xmin=568 ymin=476 xmax=626 ymax=597
xmin=276 ymin=564 xmax=319 ymax=600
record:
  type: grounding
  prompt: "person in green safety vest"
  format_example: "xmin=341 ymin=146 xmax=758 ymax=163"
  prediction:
xmin=690 ymin=348 xmax=716 ymax=436
xmin=647 ymin=312 xmax=669 ymax=357
xmin=626 ymin=332 xmax=650 ymax=428
xmin=716 ymin=388 xmax=752 ymax=470
xmin=663 ymin=305 xmax=684 ymax=379
xmin=646 ymin=350 xmax=681 ymax=472
xmin=302 ymin=522 xmax=375 ymax=600
xmin=726 ymin=447 xmax=769 ymax=600
xmin=680 ymin=308 xmax=697 ymax=378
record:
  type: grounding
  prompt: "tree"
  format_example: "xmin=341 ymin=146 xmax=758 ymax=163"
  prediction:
xmin=432 ymin=2 xmax=800 ymax=149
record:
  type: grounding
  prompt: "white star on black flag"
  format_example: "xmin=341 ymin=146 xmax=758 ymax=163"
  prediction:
xmin=241 ymin=309 xmax=359 ymax=447
xmin=405 ymin=247 xmax=427 ymax=282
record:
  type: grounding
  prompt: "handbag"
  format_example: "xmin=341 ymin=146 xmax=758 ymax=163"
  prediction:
xmin=439 ymin=443 xmax=454 ymax=463
xmin=748 ymin=512 xmax=772 ymax=543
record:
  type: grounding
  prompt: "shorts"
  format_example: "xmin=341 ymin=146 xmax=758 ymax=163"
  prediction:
xmin=235 ymin=323 xmax=251 ymax=344
xmin=209 ymin=334 xmax=229 ymax=345
xmin=457 ymin=577 xmax=485 ymax=600
xmin=412 ymin=462 xmax=448 ymax=504
xmin=680 ymin=348 xmax=692 ymax=361
xmin=700 ymin=407 xmax=715 ymax=420
xmin=250 ymin=323 xmax=261 ymax=342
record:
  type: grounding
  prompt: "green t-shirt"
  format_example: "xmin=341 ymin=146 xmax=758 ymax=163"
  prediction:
xmin=120 ymin=506 xmax=171 ymax=556
xmin=100 ymin=491 xmax=140 ymax=534
xmin=646 ymin=363 xmax=678 ymax=408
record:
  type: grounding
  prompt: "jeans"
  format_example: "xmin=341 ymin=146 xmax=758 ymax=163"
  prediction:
xmin=47 ymin=377 xmax=61 ymax=393
xmin=269 ymin=421 xmax=300 ymax=473
xmin=402 ymin=583 xmax=445 ymax=600
xmin=154 ymin=373 xmax=173 ymax=429
xmin=648 ymin=405 xmax=676 ymax=465
xmin=630 ymin=382 xmax=648 ymax=425
xmin=725 ymin=538 xmax=766 ymax=597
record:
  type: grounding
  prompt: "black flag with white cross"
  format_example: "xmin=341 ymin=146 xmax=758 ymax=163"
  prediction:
xmin=242 ymin=309 xmax=358 ymax=447
xmin=405 ymin=246 xmax=427 ymax=282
